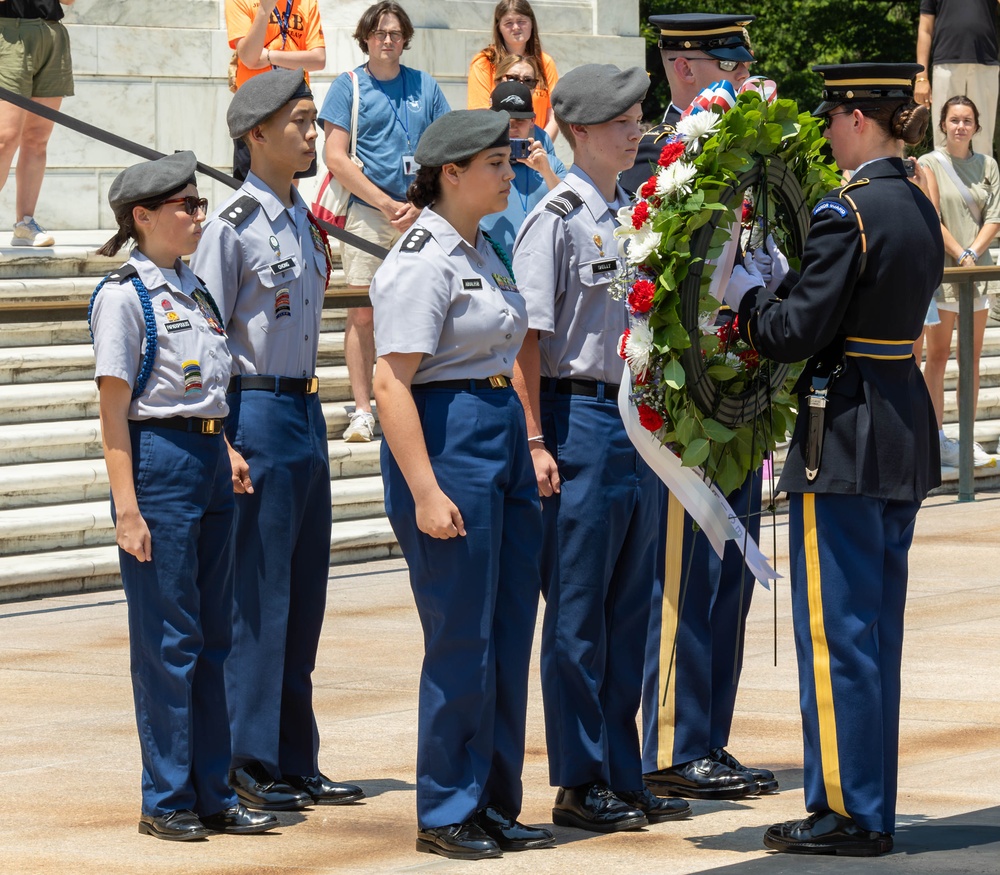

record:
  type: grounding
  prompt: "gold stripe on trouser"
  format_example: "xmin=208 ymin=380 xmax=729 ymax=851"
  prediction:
xmin=803 ymin=493 xmax=847 ymax=816
xmin=656 ymin=492 xmax=686 ymax=769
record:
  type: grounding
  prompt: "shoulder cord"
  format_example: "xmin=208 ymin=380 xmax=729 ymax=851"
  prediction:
xmin=306 ymin=212 xmax=334 ymax=287
xmin=88 ymin=274 xmax=157 ymax=400
xmin=485 ymin=235 xmax=516 ymax=283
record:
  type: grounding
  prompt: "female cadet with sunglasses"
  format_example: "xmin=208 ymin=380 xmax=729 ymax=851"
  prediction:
xmin=90 ymin=152 xmax=276 ymax=841
xmin=725 ymin=63 xmax=943 ymax=856
xmin=371 ymin=110 xmax=552 ymax=861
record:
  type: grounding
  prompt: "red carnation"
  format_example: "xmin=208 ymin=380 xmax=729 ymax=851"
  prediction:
xmin=628 ymin=279 xmax=656 ymax=314
xmin=618 ymin=329 xmax=630 ymax=360
xmin=738 ymin=348 xmax=759 ymax=369
xmin=658 ymin=141 xmax=686 ymax=168
xmin=631 ymin=201 xmax=650 ymax=229
xmin=640 ymin=175 xmax=658 ymax=198
xmin=741 ymin=199 xmax=753 ymax=224
xmin=716 ymin=317 xmax=738 ymax=343
xmin=638 ymin=404 xmax=664 ymax=431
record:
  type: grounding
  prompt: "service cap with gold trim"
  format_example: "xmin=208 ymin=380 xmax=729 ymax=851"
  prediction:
xmin=650 ymin=13 xmax=755 ymax=63
xmin=812 ymin=63 xmax=923 ymax=116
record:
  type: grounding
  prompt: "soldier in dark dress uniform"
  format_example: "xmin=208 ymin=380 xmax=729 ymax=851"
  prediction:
xmin=725 ymin=63 xmax=943 ymax=856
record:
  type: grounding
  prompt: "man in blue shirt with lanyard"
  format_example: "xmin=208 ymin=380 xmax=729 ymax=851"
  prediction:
xmin=320 ymin=1 xmax=449 ymax=443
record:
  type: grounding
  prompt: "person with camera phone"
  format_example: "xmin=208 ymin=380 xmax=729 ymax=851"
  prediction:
xmin=481 ymin=80 xmax=564 ymax=254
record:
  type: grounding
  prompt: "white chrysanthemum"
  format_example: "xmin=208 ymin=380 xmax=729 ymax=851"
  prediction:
xmin=675 ymin=110 xmax=721 ymax=143
xmin=723 ymin=351 xmax=743 ymax=370
xmin=624 ymin=317 xmax=655 ymax=376
xmin=655 ymin=161 xmax=697 ymax=198
xmin=623 ymin=225 xmax=662 ymax=264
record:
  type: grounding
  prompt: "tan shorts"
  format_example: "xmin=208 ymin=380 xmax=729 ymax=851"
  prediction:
xmin=341 ymin=201 xmax=401 ymax=288
xmin=0 ymin=19 xmax=74 ymax=99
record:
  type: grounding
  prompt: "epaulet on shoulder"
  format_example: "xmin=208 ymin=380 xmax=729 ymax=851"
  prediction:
xmin=838 ymin=178 xmax=870 ymax=197
xmin=400 ymin=226 xmax=433 ymax=252
xmin=545 ymin=190 xmax=584 ymax=218
xmin=219 ymin=194 xmax=261 ymax=227
xmin=105 ymin=263 xmax=139 ymax=283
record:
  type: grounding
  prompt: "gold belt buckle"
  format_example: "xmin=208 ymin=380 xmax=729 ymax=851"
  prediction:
xmin=305 ymin=377 xmax=319 ymax=394
xmin=488 ymin=375 xmax=508 ymax=389
xmin=201 ymin=419 xmax=221 ymax=435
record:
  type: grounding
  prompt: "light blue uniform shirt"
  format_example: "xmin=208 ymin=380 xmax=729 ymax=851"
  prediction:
xmin=371 ymin=207 xmax=526 ymax=383
xmin=513 ymin=166 xmax=630 ymax=384
xmin=190 ymin=173 xmax=328 ymax=379
xmin=481 ymin=125 xmax=566 ymax=255
xmin=319 ymin=64 xmax=450 ymax=207
xmin=91 ymin=251 xmax=231 ymax=419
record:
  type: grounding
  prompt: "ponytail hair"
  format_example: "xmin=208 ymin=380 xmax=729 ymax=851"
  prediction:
xmin=851 ymin=99 xmax=929 ymax=146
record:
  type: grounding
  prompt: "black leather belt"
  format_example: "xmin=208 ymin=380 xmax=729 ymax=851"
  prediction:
xmin=137 ymin=416 xmax=224 ymax=435
xmin=414 ymin=376 xmax=511 ymax=390
xmin=228 ymin=375 xmax=320 ymax=394
xmin=542 ymin=377 xmax=620 ymax=398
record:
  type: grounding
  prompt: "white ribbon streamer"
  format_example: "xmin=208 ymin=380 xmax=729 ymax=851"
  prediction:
xmin=617 ymin=370 xmax=779 ymax=586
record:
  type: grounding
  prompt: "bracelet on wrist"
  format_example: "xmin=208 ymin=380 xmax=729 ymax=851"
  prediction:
xmin=962 ymin=248 xmax=978 ymax=263
xmin=527 ymin=435 xmax=545 ymax=443
xmin=916 ymin=76 xmax=929 ymax=83
xmin=267 ymin=49 xmax=272 ymax=66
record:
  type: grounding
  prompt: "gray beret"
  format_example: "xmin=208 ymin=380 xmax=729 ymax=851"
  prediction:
xmin=414 ymin=109 xmax=511 ymax=166
xmin=107 ymin=151 xmax=197 ymax=212
xmin=227 ymin=68 xmax=313 ymax=139
xmin=552 ymin=64 xmax=650 ymax=125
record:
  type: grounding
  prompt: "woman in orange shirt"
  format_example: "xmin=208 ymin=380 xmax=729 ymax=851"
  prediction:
xmin=467 ymin=0 xmax=559 ymax=141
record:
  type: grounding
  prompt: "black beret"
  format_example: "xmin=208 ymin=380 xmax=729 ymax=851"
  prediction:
xmin=414 ymin=109 xmax=511 ymax=166
xmin=812 ymin=63 xmax=923 ymax=116
xmin=650 ymin=13 xmax=756 ymax=63
xmin=227 ymin=68 xmax=313 ymax=139
xmin=491 ymin=81 xmax=535 ymax=118
xmin=107 ymin=151 xmax=197 ymax=212
xmin=551 ymin=65 xmax=649 ymax=126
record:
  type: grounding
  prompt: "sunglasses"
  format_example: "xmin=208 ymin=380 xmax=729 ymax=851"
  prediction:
xmin=667 ymin=56 xmax=744 ymax=73
xmin=502 ymin=74 xmax=538 ymax=88
xmin=159 ymin=196 xmax=209 ymax=216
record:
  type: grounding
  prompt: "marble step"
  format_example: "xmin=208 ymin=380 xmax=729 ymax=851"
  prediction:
xmin=941 ymin=354 xmax=1000 ymax=390
xmin=0 ymin=363 xmax=361 ymax=425
xmin=0 ymin=336 xmax=348 ymax=385
xmin=0 ymin=440 xmax=383 ymax=510
xmin=0 ymin=404 xmax=381 ymax=465
xmin=0 ymin=516 xmax=399 ymax=603
xmin=0 ymin=308 xmax=347 ymax=348
xmin=0 ymin=473 xmax=386 ymax=556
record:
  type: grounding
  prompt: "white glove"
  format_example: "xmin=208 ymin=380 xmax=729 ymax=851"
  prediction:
xmin=724 ymin=253 xmax=766 ymax=310
xmin=751 ymin=244 xmax=773 ymax=287
xmin=762 ymin=234 xmax=789 ymax=293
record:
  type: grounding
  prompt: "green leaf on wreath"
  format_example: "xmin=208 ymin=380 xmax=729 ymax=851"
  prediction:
xmin=714 ymin=453 xmax=743 ymax=496
xmin=663 ymin=360 xmax=687 ymax=389
xmin=681 ymin=438 xmax=711 ymax=468
xmin=702 ymin=418 xmax=737 ymax=443
xmin=706 ymin=363 xmax=738 ymax=380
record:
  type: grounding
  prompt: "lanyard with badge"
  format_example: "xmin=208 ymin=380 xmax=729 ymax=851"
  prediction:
xmin=269 ymin=0 xmax=293 ymax=65
xmin=368 ymin=66 xmax=419 ymax=176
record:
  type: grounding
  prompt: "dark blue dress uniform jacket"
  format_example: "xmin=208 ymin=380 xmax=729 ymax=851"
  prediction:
xmin=738 ymin=157 xmax=944 ymax=502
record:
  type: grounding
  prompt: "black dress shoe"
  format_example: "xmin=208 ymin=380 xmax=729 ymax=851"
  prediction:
xmin=644 ymin=756 xmax=759 ymax=800
xmin=616 ymin=787 xmax=691 ymax=823
xmin=474 ymin=804 xmax=555 ymax=850
xmin=763 ymin=810 xmax=893 ymax=856
xmin=282 ymin=772 xmax=365 ymax=804
xmin=416 ymin=821 xmax=502 ymax=860
xmin=711 ymin=747 xmax=779 ymax=793
xmin=552 ymin=782 xmax=647 ymax=833
xmin=201 ymin=803 xmax=279 ymax=834
xmin=229 ymin=761 xmax=312 ymax=811
xmin=138 ymin=809 xmax=210 ymax=842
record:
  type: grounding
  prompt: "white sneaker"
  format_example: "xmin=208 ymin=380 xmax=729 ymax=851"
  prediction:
xmin=11 ymin=216 xmax=55 ymax=247
xmin=940 ymin=436 xmax=996 ymax=468
xmin=343 ymin=410 xmax=375 ymax=442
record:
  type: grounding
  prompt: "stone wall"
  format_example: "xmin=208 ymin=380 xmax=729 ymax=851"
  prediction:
xmin=0 ymin=0 xmax=643 ymax=231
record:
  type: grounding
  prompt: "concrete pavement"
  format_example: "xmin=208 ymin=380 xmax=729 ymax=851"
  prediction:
xmin=1 ymin=492 xmax=998 ymax=874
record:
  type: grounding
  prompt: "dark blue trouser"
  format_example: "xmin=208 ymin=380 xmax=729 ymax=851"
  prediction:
xmin=118 ymin=423 xmax=237 ymax=817
xmin=224 ymin=388 xmax=332 ymax=778
xmin=537 ymin=387 xmax=658 ymax=792
xmin=788 ymin=491 xmax=920 ymax=835
xmin=642 ymin=471 xmax=761 ymax=771
xmin=381 ymin=386 xmax=542 ymax=829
